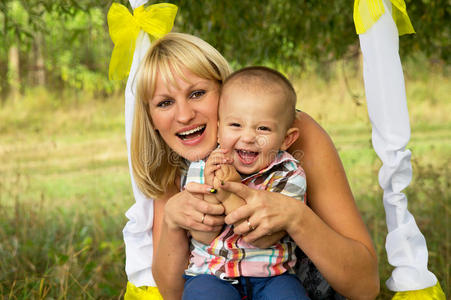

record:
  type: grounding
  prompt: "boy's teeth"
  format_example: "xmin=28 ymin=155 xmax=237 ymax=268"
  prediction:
xmin=179 ymin=125 xmax=205 ymax=136
xmin=239 ymin=150 xmax=257 ymax=154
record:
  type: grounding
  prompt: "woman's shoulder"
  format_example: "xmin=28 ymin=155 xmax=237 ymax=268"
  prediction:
xmin=289 ymin=111 xmax=339 ymax=166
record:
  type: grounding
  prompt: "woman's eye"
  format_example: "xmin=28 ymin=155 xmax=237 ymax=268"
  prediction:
xmin=190 ymin=90 xmax=205 ymax=99
xmin=157 ymin=99 xmax=173 ymax=108
xmin=258 ymin=126 xmax=271 ymax=131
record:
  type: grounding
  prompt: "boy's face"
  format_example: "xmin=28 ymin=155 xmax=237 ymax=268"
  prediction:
xmin=218 ymin=84 xmax=289 ymax=175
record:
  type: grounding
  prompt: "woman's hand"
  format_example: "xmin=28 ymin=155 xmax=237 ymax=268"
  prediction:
xmin=164 ymin=182 xmax=225 ymax=232
xmin=222 ymin=181 xmax=304 ymax=244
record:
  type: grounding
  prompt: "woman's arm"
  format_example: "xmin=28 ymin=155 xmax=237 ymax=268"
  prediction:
xmin=152 ymin=183 xmax=225 ymax=299
xmin=152 ymin=190 xmax=188 ymax=300
xmin=290 ymin=112 xmax=379 ymax=298
xmin=223 ymin=112 xmax=380 ymax=299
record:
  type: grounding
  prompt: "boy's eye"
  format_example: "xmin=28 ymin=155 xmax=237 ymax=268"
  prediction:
xmin=258 ymin=126 xmax=271 ymax=131
xmin=157 ymin=99 xmax=174 ymax=108
xmin=190 ymin=90 xmax=206 ymax=99
xmin=230 ymin=123 xmax=241 ymax=127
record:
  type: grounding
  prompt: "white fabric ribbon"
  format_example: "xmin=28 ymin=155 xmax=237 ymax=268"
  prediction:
xmin=359 ymin=0 xmax=437 ymax=291
xmin=123 ymin=0 xmax=156 ymax=287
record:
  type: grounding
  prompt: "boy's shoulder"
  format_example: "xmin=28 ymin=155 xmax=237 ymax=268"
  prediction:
xmin=244 ymin=151 xmax=305 ymax=184
xmin=266 ymin=150 xmax=302 ymax=172
xmin=185 ymin=160 xmax=206 ymax=185
xmin=253 ymin=151 xmax=307 ymax=200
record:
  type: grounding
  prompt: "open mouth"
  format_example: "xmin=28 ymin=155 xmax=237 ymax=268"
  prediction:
xmin=176 ymin=125 xmax=206 ymax=140
xmin=236 ymin=149 xmax=259 ymax=165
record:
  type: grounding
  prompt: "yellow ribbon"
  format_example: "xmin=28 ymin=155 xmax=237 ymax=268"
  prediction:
xmin=124 ymin=282 xmax=163 ymax=300
xmin=353 ymin=0 xmax=415 ymax=35
xmin=107 ymin=3 xmax=178 ymax=80
xmin=392 ymin=281 xmax=446 ymax=300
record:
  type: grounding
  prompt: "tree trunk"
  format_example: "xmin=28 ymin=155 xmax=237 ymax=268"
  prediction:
xmin=34 ymin=32 xmax=45 ymax=86
xmin=8 ymin=44 xmax=20 ymax=101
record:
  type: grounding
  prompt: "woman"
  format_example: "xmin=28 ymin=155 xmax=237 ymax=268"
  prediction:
xmin=124 ymin=33 xmax=379 ymax=300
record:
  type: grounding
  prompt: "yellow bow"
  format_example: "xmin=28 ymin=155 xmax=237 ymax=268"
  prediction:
xmin=353 ymin=0 xmax=415 ymax=35
xmin=107 ymin=3 xmax=178 ymax=80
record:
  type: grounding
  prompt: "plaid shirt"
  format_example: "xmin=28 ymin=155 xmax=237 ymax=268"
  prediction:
xmin=185 ymin=151 xmax=306 ymax=278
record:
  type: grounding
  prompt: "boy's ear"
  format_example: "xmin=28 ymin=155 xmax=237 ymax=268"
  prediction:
xmin=280 ymin=127 xmax=300 ymax=151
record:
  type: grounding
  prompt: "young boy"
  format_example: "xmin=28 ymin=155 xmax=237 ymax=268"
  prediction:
xmin=183 ymin=66 xmax=309 ymax=300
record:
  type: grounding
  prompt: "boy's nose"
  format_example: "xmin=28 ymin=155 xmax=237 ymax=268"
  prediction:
xmin=241 ymin=129 xmax=256 ymax=143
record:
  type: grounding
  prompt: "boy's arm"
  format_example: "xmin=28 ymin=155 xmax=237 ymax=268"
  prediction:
xmin=214 ymin=163 xmax=244 ymax=214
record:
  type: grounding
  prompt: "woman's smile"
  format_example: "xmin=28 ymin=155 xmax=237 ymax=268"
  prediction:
xmin=176 ymin=124 xmax=207 ymax=145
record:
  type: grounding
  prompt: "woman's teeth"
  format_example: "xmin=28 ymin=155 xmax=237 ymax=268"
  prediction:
xmin=177 ymin=125 xmax=205 ymax=139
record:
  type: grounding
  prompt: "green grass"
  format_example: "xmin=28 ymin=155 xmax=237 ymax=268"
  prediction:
xmin=0 ymin=67 xmax=449 ymax=298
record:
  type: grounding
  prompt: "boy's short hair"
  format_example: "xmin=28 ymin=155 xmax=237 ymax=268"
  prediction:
xmin=222 ymin=66 xmax=297 ymax=128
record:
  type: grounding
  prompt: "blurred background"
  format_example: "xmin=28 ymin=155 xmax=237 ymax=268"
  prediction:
xmin=0 ymin=0 xmax=449 ymax=298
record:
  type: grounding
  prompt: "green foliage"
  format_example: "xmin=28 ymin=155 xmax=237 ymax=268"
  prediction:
xmin=42 ymin=6 xmax=121 ymax=95
xmin=171 ymin=0 xmax=449 ymax=69
xmin=0 ymin=0 xmax=449 ymax=102
xmin=170 ymin=1 xmax=356 ymax=71
xmin=0 ymin=0 xmax=125 ymax=100
xmin=0 ymin=95 xmax=129 ymax=298
xmin=400 ymin=0 xmax=451 ymax=62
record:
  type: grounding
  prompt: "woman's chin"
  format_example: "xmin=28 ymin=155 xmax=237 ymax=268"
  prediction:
xmin=182 ymin=149 xmax=211 ymax=162
xmin=176 ymin=141 xmax=217 ymax=162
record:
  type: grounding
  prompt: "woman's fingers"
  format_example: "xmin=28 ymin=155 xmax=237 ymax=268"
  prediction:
xmin=220 ymin=181 xmax=253 ymax=199
xmin=224 ymin=201 xmax=252 ymax=226
xmin=192 ymin=197 xmax=224 ymax=216
xmin=185 ymin=182 xmax=213 ymax=194
xmin=185 ymin=215 xmax=224 ymax=232
xmin=224 ymin=188 xmax=303 ymax=242
xmin=164 ymin=187 xmax=226 ymax=233
xmin=181 ymin=207 xmax=224 ymax=232
xmin=202 ymin=213 xmax=225 ymax=227
xmin=232 ymin=216 xmax=278 ymax=244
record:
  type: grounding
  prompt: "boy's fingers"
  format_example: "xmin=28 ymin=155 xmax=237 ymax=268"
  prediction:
xmin=214 ymin=148 xmax=229 ymax=154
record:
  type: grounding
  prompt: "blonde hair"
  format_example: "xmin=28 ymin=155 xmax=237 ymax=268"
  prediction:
xmin=131 ymin=33 xmax=231 ymax=199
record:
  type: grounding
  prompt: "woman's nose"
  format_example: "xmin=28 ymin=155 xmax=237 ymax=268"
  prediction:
xmin=176 ymin=101 xmax=195 ymax=124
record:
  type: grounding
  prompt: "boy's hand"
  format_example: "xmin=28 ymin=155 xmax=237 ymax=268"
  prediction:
xmin=204 ymin=148 xmax=233 ymax=186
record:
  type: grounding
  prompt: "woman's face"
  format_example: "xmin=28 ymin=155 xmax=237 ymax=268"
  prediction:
xmin=149 ymin=67 xmax=220 ymax=162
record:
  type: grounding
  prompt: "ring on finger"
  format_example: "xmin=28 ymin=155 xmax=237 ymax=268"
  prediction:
xmin=201 ymin=213 xmax=206 ymax=224
xmin=247 ymin=219 xmax=255 ymax=231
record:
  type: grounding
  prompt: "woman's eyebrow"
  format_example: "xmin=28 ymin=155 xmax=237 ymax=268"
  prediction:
xmin=152 ymin=92 xmax=171 ymax=99
xmin=189 ymin=81 xmax=210 ymax=88
xmin=152 ymin=80 xmax=213 ymax=100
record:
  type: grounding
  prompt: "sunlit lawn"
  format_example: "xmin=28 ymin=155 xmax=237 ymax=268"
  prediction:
xmin=0 ymin=67 xmax=449 ymax=298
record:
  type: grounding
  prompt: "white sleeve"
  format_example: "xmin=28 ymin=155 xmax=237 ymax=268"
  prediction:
xmin=122 ymin=0 xmax=156 ymax=287
xmin=359 ymin=0 xmax=437 ymax=291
